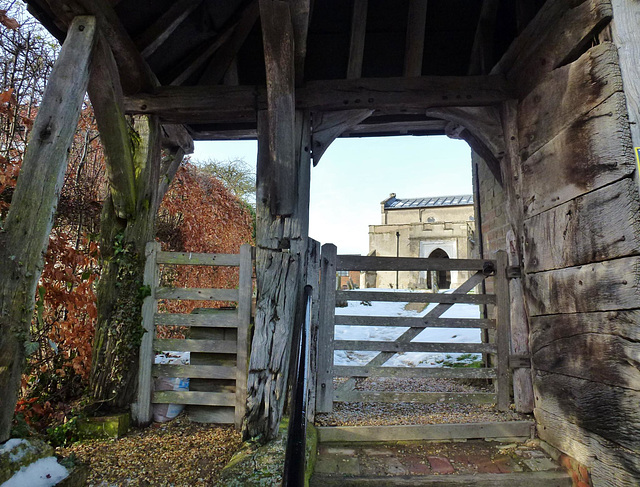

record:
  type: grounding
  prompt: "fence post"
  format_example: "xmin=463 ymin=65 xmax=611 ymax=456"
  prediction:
xmin=132 ymin=241 xmax=160 ymax=425
xmin=236 ymin=244 xmax=253 ymax=429
xmin=495 ymin=250 xmax=511 ymax=411
xmin=316 ymin=243 xmax=337 ymax=413
xmin=305 ymin=239 xmax=321 ymax=422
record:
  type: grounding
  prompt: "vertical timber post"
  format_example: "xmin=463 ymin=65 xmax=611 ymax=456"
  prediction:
xmin=236 ymin=243 xmax=253 ymax=429
xmin=305 ymin=238 xmax=321 ymax=422
xmin=244 ymin=108 xmax=312 ymax=440
xmin=132 ymin=241 xmax=160 ymax=425
xmin=500 ymin=100 xmax=534 ymax=413
xmin=495 ymin=250 xmax=511 ymax=411
xmin=316 ymin=243 xmax=337 ymax=413
xmin=0 ymin=16 xmax=96 ymax=441
xmin=506 ymin=230 xmax=534 ymax=412
xmin=244 ymin=0 xmax=313 ymax=443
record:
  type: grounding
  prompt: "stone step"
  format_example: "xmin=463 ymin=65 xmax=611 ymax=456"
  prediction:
xmin=310 ymin=471 xmax=573 ymax=487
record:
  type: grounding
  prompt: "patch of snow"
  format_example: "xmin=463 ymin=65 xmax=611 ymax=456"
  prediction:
xmin=154 ymin=351 xmax=190 ymax=365
xmin=334 ymin=288 xmax=483 ymax=368
xmin=0 ymin=457 xmax=68 ymax=487
xmin=0 ymin=439 xmax=30 ymax=462
xmin=0 ymin=439 xmax=28 ymax=453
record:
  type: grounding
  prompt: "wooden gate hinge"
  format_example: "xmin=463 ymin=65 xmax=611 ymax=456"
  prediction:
xmin=507 ymin=266 xmax=522 ymax=279
xmin=509 ymin=354 xmax=531 ymax=369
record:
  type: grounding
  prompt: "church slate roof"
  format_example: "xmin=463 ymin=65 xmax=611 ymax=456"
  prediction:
xmin=385 ymin=194 xmax=474 ymax=209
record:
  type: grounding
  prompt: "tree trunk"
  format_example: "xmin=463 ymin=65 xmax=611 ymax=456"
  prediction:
xmin=89 ymin=115 xmax=161 ymax=410
xmin=0 ymin=17 xmax=96 ymax=441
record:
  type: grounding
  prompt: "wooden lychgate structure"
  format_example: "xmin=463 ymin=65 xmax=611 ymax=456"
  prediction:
xmin=1 ymin=1 xmax=639 ymax=484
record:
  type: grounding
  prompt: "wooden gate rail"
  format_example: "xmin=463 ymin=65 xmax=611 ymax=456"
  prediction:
xmin=316 ymin=245 xmax=511 ymax=413
xmin=132 ymin=243 xmax=253 ymax=428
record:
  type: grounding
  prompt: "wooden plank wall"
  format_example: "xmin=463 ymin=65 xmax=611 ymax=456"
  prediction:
xmin=491 ymin=0 xmax=640 ymax=484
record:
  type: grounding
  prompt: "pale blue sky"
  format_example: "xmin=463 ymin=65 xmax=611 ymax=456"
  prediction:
xmin=193 ymin=136 xmax=472 ymax=254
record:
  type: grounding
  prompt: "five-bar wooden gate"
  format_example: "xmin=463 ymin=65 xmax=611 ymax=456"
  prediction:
xmin=315 ymin=244 xmax=511 ymax=413
xmin=132 ymin=243 xmax=253 ymax=428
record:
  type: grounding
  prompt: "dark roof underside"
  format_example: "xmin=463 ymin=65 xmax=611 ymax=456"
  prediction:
xmin=26 ymin=0 xmax=545 ymax=140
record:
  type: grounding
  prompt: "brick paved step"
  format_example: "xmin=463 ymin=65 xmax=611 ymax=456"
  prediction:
xmin=310 ymin=471 xmax=573 ymax=487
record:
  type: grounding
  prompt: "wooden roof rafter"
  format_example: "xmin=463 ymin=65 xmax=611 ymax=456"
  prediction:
xmin=134 ymin=0 xmax=203 ymax=59
xmin=43 ymin=0 xmax=154 ymax=95
xmin=347 ymin=0 xmax=367 ymax=79
xmin=404 ymin=0 xmax=428 ymax=77
xmin=167 ymin=17 xmax=237 ymax=86
xmin=37 ymin=0 xmax=194 ymax=152
xmin=467 ymin=0 xmax=500 ymax=75
xmin=197 ymin=0 xmax=260 ymax=85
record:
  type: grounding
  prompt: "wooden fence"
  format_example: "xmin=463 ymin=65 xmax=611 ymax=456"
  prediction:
xmin=132 ymin=243 xmax=253 ymax=429
xmin=315 ymin=244 xmax=511 ymax=412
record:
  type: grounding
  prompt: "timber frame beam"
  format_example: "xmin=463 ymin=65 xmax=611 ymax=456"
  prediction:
xmin=124 ymin=75 xmax=512 ymax=124
xmin=88 ymin=34 xmax=137 ymax=219
xmin=44 ymin=0 xmax=155 ymax=94
xmin=40 ymin=0 xmax=193 ymax=152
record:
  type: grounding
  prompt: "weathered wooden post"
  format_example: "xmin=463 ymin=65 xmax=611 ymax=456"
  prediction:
xmin=131 ymin=241 xmax=160 ymax=425
xmin=506 ymin=229 xmax=534 ymax=412
xmin=0 ymin=16 xmax=96 ymax=441
xmin=235 ymin=243 xmax=253 ymax=429
xmin=305 ymin=238 xmax=321 ymax=422
xmin=500 ymin=100 xmax=534 ymax=413
xmin=244 ymin=105 xmax=312 ymax=440
xmin=494 ymin=250 xmax=511 ymax=412
xmin=243 ymin=0 xmax=313 ymax=441
xmin=315 ymin=244 xmax=337 ymax=413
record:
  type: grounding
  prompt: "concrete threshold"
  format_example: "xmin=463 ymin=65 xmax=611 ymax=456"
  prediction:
xmin=317 ymin=421 xmax=535 ymax=443
xmin=311 ymin=471 xmax=572 ymax=486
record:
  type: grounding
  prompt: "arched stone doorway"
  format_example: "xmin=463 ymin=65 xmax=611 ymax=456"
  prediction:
xmin=419 ymin=240 xmax=459 ymax=290
xmin=426 ymin=248 xmax=451 ymax=290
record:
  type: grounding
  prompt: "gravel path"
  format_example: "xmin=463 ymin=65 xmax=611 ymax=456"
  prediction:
xmin=315 ymin=378 xmax=530 ymax=427
xmin=58 ymin=416 xmax=241 ymax=486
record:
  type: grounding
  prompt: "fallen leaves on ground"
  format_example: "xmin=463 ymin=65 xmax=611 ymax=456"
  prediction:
xmin=58 ymin=415 xmax=241 ymax=486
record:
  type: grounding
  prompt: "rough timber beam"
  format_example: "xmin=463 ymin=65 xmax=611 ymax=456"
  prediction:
xmin=259 ymin=0 xmax=296 ymax=216
xmin=160 ymin=124 xmax=194 ymax=153
xmin=427 ymin=106 xmax=504 ymax=185
xmin=290 ymin=0 xmax=311 ymax=86
xmin=124 ymin=75 xmax=510 ymax=124
xmin=198 ymin=0 xmax=259 ymax=85
xmin=468 ymin=0 xmax=499 ymax=75
xmin=347 ymin=0 xmax=367 ymax=79
xmin=46 ymin=0 xmax=155 ymax=95
xmin=0 ymin=15 xmax=96 ymax=442
xmin=404 ymin=0 xmax=428 ymax=77
xmin=134 ymin=0 xmax=202 ymax=59
xmin=88 ymin=35 xmax=137 ymax=218
xmin=311 ymin=109 xmax=373 ymax=165
xmin=168 ymin=27 xmax=234 ymax=86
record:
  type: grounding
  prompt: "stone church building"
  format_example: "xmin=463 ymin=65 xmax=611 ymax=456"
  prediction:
xmin=367 ymin=193 xmax=477 ymax=289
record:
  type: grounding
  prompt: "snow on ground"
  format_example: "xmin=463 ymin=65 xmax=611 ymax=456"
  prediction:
xmin=334 ymin=289 xmax=481 ymax=367
xmin=154 ymin=351 xmax=190 ymax=365
xmin=0 ymin=439 xmax=29 ymax=462
xmin=1 ymin=457 xmax=68 ymax=487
